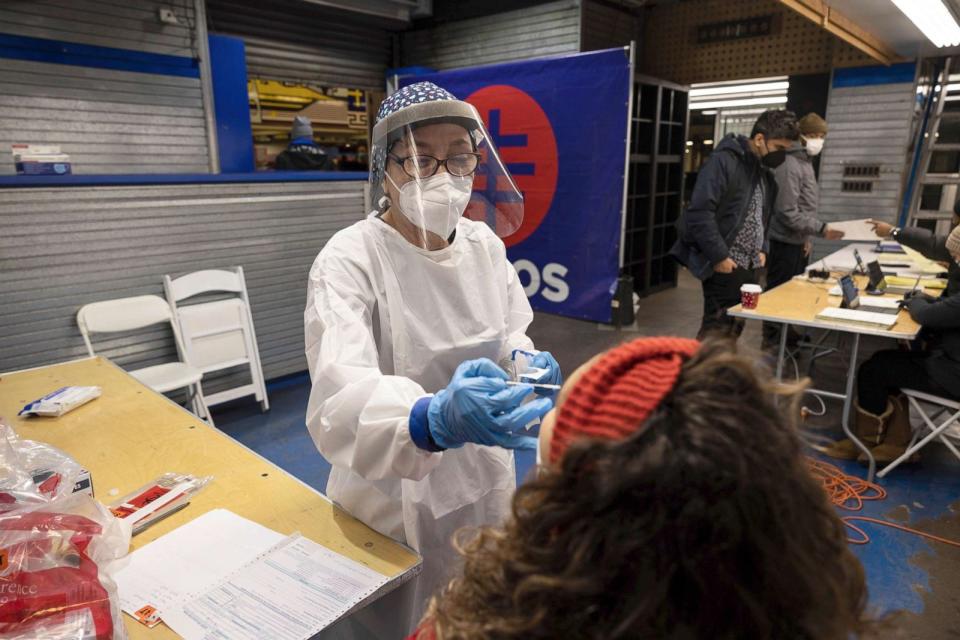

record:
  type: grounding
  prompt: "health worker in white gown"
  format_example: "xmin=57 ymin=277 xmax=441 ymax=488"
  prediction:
xmin=304 ymin=82 xmax=562 ymax=636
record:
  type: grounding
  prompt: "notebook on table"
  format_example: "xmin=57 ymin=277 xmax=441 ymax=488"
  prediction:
xmin=815 ymin=307 xmax=898 ymax=328
xmin=857 ymin=297 xmax=902 ymax=316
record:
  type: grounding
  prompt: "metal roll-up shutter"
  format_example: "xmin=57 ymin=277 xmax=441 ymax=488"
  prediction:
xmin=814 ymin=79 xmax=916 ymax=260
xmin=206 ymin=0 xmax=396 ymax=90
xmin=580 ymin=0 xmax=640 ymax=52
xmin=0 ymin=0 xmax=210 ymax=175
xmin=400 ymin=0 xmax=581 ymax=70
xmin=0 ymin=181 xmax=365 ymax=382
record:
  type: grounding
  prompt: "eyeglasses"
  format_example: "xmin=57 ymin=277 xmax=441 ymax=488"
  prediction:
xmin=388 ymin=152 xmax=481 ymax=178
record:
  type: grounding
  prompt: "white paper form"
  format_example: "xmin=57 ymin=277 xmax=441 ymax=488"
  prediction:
xmin=162 ymin=534 xmax=389 ymax=640
xmin=827 ymin=218 xmax=882 ymax=241
xmin=113 ymin=508 xmax=285 ymax=620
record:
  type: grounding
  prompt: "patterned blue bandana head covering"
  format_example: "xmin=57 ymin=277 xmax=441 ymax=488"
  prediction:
xmin=376 ymin=82 xmax=457 ymax=123
xmin=370 ymin=82 xmax=482 ymax=211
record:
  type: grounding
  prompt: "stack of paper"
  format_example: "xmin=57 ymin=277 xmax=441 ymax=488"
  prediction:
xmin=887 ymin=275 xmax=946 ymax=290
xmin=114 ymin=508 xmax=392 ymax=639
xmin=114 ymin=509 xmax=286 ymax=627
xmin=901 ymin=245 xmax=948 ymax=275
xmin=816 ymin=307 xmax=898 ymax=328
xmin=163 ymin=535 xmax=390 ymax=640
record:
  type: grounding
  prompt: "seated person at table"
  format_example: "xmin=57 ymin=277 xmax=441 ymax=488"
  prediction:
xmin=868 ymin=201 xmax=960 ymax=295
xmin=412 ymin=337 xmax=870 ymax=640
xmin=826 ymin=225 xmax=960 ymax=464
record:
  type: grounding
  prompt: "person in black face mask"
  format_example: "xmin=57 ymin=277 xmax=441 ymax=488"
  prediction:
xmin=671 ymin=109 xmax=800 ymax=338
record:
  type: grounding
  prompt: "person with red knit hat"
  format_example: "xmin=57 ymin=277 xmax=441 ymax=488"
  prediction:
xmin=407 ymin=337 xmax=874 ymax=640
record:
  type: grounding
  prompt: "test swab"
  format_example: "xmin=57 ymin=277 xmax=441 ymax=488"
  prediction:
xmin=506 ymin=381 xmax=561 ymax=390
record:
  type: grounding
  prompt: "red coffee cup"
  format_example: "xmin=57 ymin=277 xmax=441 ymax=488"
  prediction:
xmin=740 ymin=284 xmax=762 ymax=310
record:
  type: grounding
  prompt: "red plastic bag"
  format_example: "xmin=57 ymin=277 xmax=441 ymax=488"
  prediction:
xmin=0 ymin=423 xmax=130 ymax=639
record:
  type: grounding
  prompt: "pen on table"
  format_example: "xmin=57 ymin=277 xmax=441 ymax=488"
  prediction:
xmin=505 ymin=381 xmax=562 ymax=390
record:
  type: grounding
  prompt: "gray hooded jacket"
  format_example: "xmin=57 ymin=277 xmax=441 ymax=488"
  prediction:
xmin=768 ymin=143 xmax=825 ymax=245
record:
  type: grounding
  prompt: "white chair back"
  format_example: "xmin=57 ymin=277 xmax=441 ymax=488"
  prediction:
xmin=163 ymin=267 xmax=269 ymax=411
xmin=165 ymin=269 xmax=244 ymax=301
xmin=76 ymin=295 xmax=178 ymax=357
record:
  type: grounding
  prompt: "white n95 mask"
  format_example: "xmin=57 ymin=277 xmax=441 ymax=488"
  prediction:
xmin=388 ymin=172 xmax=473 ymax=239
xmin=804 ymin=137 xmax=824 ymax=156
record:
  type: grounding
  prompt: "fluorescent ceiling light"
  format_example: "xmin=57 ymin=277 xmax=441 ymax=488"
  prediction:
xmin=689 ymin=81 xmax=789 ymax=97
xmin=703 ymin=139 xmax=715 ymax=145
xmin=691 ymin=96 xmax=788 ymax=110
xmin=890 ymin=0 xmax=960 ymax=47
xmin=691 ymin=75 xmax=787 ymax=88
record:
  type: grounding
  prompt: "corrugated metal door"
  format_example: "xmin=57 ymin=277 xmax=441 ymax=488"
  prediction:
xmin=0 ymin=0 xmax=210 ymax=175
xmin=0 ymin=181 xmax=365 ymax=384
xmin=400 ymin=0 xmax=581 ymax=70
xmin=580 ymin=0 xmax=639 ymax=52
xmin=814 ymin=79 xmax=916 ymax=259
xmin=206 ymin=0 xmax=396 ymax=90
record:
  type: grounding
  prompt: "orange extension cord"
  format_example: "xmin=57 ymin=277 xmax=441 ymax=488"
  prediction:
xmin=806 ymin=458 xmax=960 ymax=549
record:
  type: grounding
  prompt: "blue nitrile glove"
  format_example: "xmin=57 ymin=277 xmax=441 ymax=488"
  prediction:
xmin=409 ymin=359 xmax=553 ymax=451
xmin=529 ymin=351 xmax=563 ymax=395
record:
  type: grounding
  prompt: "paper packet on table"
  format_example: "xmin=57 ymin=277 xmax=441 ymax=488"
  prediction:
xmin=18 ymin=386 xmax=101 ymax=417
xmin=109 ymin=472 xmax=212 ymax=535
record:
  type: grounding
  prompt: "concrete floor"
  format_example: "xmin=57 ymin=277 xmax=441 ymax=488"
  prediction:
xmin=215 ymin=271 xmax=960 ymax=637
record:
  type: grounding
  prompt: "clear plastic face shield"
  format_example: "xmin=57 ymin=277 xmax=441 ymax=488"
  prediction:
xmin=371 ymin=98 xmax=524 ymax=248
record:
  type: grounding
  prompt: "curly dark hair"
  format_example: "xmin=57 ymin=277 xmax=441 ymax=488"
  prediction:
xmin=422 ymin=339 xmax=870 ymax=640
xmin=751 ymin=109 xmax=800 ymax=141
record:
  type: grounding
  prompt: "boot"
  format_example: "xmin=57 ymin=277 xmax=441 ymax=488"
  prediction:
xmin=823 ymin=402 xmax=890 ymax=460
xmin=859 ymin=394 xmax=919 ymax=465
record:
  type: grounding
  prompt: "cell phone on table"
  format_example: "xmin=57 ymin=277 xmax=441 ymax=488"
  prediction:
xmin=839 ymin=275 xmax=860 ymax=309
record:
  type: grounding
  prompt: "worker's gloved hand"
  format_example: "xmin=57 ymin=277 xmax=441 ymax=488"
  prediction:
xmin=906 ymin=292 xmax=937 ymax=307
xmin=529 ymin=351 xmax=563 ymax=395
xmin=425 ymin=359 xmax=553 ymax=451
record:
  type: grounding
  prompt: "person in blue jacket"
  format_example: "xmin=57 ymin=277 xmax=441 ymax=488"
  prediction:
xmin=670 ymin=110 xmax=799 ymax=338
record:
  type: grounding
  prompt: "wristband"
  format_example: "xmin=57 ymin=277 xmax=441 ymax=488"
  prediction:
xmin=409 ymin=396 xmax=445 ymax=452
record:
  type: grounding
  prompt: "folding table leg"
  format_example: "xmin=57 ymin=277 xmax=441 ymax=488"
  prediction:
xmin=775 ymin=321 xmax=788 ymax=383
xmin=840 ymin=334 xmax=876 ymax=481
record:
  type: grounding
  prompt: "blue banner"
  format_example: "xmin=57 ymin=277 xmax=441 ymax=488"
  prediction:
xmin=401 ymin=48 xmax=630 ymax=323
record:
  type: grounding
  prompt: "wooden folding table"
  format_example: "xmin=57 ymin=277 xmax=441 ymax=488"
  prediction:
xmin=728 ymin=275 xmax=925 ymax=481
xmin=0 ymin=356 xmax=421 ymax=639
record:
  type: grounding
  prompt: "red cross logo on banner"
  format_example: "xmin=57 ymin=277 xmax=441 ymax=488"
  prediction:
xmin=465 ymin=85 xmax=559 ymax=248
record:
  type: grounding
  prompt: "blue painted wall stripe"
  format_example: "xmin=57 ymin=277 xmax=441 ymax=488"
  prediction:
xmin=0 ymin=32 xmax=199 ymax=78
xmin=832 ymin=62 xmax=916 ymax=88
xmin=0 ymin=172 xmax=368 ymax=188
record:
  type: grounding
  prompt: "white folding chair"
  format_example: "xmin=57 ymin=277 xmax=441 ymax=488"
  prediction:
xmin=163 ymin=267 xmax=269 ymax=412
xmin=876 ymin=389 xmax=960 ymax=478
xmin=76 ymin=295 xmax=213 ymax=424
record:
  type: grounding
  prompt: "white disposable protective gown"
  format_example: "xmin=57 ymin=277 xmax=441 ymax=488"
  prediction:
xmin=304 ymin=213 xmax=535 ymax=636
